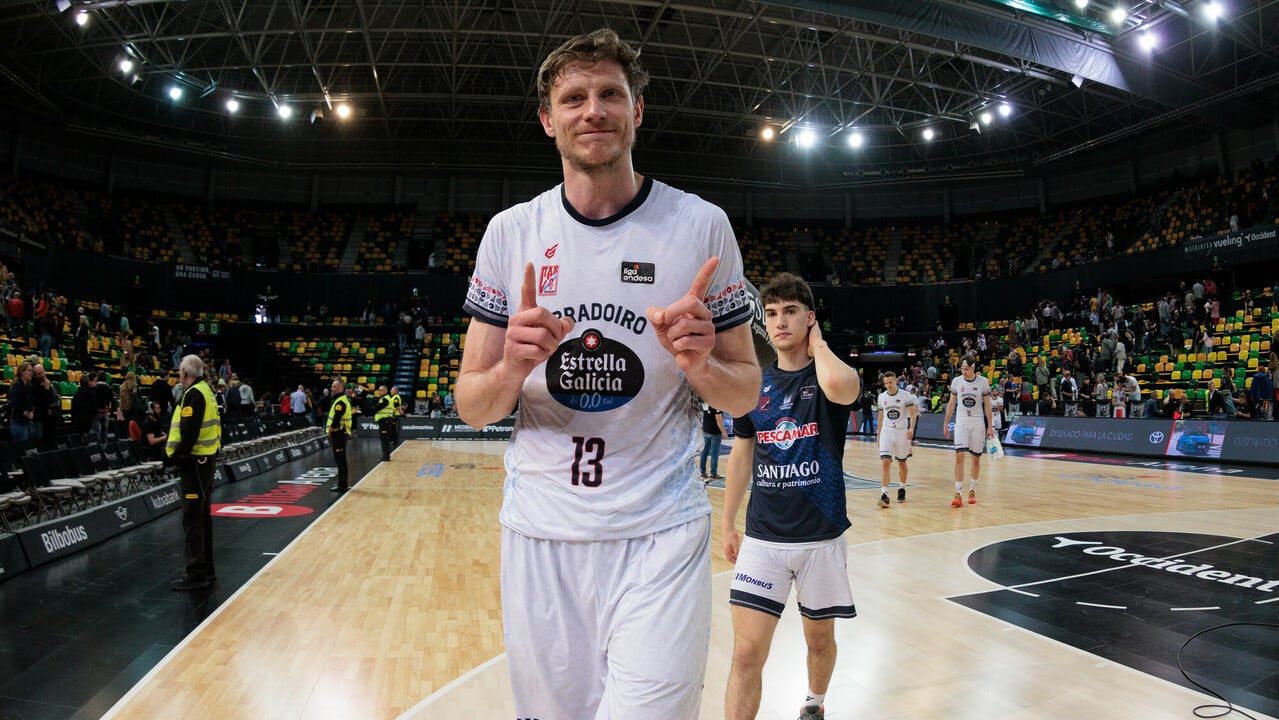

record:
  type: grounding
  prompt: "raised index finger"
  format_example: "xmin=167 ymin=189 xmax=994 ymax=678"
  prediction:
xmin=519 ymin=262 xmax=537 ymax=312
xmin=686 ymin=256 xmax=720 ymax=302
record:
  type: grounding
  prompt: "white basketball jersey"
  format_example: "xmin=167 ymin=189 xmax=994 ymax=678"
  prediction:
xmin=949 ymin=374 xmax=991 ymax=424
xmin=464 ymin=179 xmax=752 ymax=541
xmin=877 ymin=389 xmax=916 ymax=431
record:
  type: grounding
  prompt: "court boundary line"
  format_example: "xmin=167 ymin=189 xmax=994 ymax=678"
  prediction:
xmin=98 ymin=459 xmax=380 ymax=719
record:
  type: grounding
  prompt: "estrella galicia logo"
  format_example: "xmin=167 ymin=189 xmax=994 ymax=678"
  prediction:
xmin=963 ymin=397 xmax=977 ymax=408
xmin=620 ymin=261 xmax=655 ymax=284
xmin=1149 ymin=431 xmax=1166 ymax=444
xmin=887 ymin=408 xmax=901 ymax=420
xmin=546 ymin=328 xmax=644 ymax=412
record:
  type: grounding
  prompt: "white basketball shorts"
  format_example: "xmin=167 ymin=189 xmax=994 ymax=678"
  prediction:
xmin=878 ymin=430 xmax=913 ymax=461
xmin=728 ymin=536 xmax=856 ymax=620
xmin=501 ymin=516 xmax=711 ymax=720
xmin=953 ymin=421 xmax=986 ymax=456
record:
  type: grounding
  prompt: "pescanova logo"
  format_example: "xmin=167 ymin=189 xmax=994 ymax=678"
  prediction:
xmin=546 ymin=327 xmax=644 ymax=413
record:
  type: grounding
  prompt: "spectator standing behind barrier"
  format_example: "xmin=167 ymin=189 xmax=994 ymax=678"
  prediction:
xmin=31 ymin=364 xmax=59 ymax=448
xmin=1251 ymin=366 xmax=1274 ymax=421
xmin=238 ymin=378 xmax=256 ymax=414
xmin=70 ymin=375 xmax=96 ymax=435
xmin=1032 ymin=356 xmax=1051 ymax=414
xmin=74 ymin=315 xmax=91 ymax=370
xmin=7 ymin=361 xmax=34 ymax=443
xmin=119 ymin=371 xmax=139 ymax=424
xmin=327 ymin=379 xmax=354 ymax=492
xmin=165 ymin=354 xmax=221 ymax=591
xmin=140 ymin=400 xmax=168 ymax=460
xmin=91 ymin=371 xmax=114 ymax=443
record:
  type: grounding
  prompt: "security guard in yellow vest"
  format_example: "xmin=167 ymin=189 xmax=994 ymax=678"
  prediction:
xmin=373 ymin=384 xmax=396 ymax=461
xmin=388 ymin=385 xmax=405 ymax=449
xmin=327 ymin=379 xmax=354 ymax=492
xmin=165 ymin=354 xmax=221 ymax=591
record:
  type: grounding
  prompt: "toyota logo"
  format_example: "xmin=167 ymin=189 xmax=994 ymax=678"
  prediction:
xmin=1149 ymin=431 xmax=1165 ymax=444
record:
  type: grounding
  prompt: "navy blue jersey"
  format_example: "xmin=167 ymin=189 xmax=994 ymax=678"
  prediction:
xmin=733 ymin=362 xmax=854 ymax=543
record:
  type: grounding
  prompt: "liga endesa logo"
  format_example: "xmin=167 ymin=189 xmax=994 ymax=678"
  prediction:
xmin=211 ymin=467 xmax=337 ymax=518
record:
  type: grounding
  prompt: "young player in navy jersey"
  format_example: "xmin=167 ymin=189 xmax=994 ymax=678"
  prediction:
xmin=722 ymin=272 xmax=861 ymax=720
xmin=455 ymin=29 xmax=760 ymax=720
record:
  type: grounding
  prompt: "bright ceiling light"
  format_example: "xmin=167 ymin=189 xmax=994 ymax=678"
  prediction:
xmin=75 ymin=10 xmax=89 ymax=25
xmin=1110 ymin=5 xmax=1127 ymax=24
xmin=761 ymin=127 xmax=775 ymax=141
xmin=118 ymin=58 xmax=134 ymax=74
xmin=1139 ymin=30 xmax=1157 ymax=51
xmin=167 ymin=86 xmax=182 ymax=101
xmin=797 ymin=128 xmax=816 ymax=148
xmin=335 ymin=103 xmax=352 ymax=120
xmin=277 ymin=105 xmax=292 ymax=119
xmin=979 ymin=111 xmax=993 ymax=125
xmin=225 ymin=98 xmax=240 ymax=113
xmin=846 ymin=132 xmax=863 ymax=149
xmin=1203 ymin=1 xmax=1224 ymax=21
xmin=998 ymin=102 xmax=1013 ymax=118
xmin=922 ymin=128 xmax=935 ymax=141
xmin=1074 ymin=0 xmax=1088 ymax=8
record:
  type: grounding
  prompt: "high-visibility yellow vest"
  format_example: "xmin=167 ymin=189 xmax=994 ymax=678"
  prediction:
xmin=328 ymin=394 xmax=352 ymax=433
xmin=373 ymin=395 xmax=396 ymax=421
xmin=166 ymin=380 xmax=221 ymax=457
xmin=391 ymin=394 xmax=402 ymax=413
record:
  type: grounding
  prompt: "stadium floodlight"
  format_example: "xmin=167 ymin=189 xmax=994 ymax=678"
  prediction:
xmin=922 ymin=127 xmax=935 ymax=141
xmin=119 ymin=58 xmax=134 ymax=74
xmin=797 ymin=128 xmax=817 ymax=148
xmin=167 ymin=86 xmax=182 ymax=101
xmin=846 ymin=131 xmax=863 ymax=149
xmin=979 ymin=110 xmax=993 ymax=125
xmin=75 ymin=10 xmax=88 ymax=26
xmin=1138 ymin=30 xmax=1157 ymax=51
xmin=1110 ymin=5 xmax=1127 ymax=24
xmin=761 ymin=127 xmax=775 ymax=141
xmin=335 ymin=103 xmax=352 ymax=120
xmin=1203 ymin=1 xmax=1223 ymax=21
xmin=277 ymin=104 xmax=292 ymax=119
xmin=1074 ymin=0 xmax=1088 ymax=8
xmin=225 ymin=98 xmax=240 ymax=113
xmin=55 ymin=0 xmax=71 ymax=12
xmin=998 ymin=102 xmax=1013 ymax=118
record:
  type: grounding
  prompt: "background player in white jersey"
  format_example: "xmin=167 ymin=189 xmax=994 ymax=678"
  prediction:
xmin=876 ymin=370 xmax=918 ymax=508
xmin=454 ymin=29 xmax=760 ymax=720
xmin=722 ymin=273 xmax=861 ymax=720
xmin=943 ymin=355 xmax=994 ymax=507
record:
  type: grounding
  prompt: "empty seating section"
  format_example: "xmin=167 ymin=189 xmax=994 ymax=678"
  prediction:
xmin=896 ymin=224 xmax=950 ymax=284
xmin=180 ymin=203 xmax=246 ymax=266
xmin=439 ymin=214 xmax=485 ymax=276
xmin=356 ymin=211 xmax=414 ymax=272
xmin=417 ymin=329 xmax=464 ymax=402
xmin=272 ymin=337 xmax=396 ymax=390
xmin=737 ymin=225 xmax=790 ymax=286
xmin=825 ymin=226 xmax=887 ymax=284
xmin=276 ymin=210 xmax=349 ymax=272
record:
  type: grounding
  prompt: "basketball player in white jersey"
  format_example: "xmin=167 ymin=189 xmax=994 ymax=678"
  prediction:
xmin=454 ymin=29 xmax=760 ymax=720
xmin=722 ymin=273 xmax=861 ymax=720
xmin=943 ymin=355 xmax=994 ymax=507
xmin=876 ymin=370 xmax=918 ymax=508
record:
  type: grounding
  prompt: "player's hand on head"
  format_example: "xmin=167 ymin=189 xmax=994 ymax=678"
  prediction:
xmin=647 ymin=257 xmax=719 ymax=374
xmin=807 ymin=318 xmax=823 ymax=358
xmin=505 ymin=262 xmax=575 ymax=374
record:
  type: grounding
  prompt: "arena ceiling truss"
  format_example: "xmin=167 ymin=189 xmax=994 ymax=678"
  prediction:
xmin=0 ymin=0 xmax=1276 ymax=187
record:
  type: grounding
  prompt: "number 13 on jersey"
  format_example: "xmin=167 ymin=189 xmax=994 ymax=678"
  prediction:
xmin=570 ymin=436 xmax=605 ymax=487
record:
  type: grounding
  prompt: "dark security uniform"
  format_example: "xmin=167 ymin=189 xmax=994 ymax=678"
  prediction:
xmin=328 ymin=392 xmax=353 ymax=490
xmin=373 ymin=393 xmax=395 ymax=461
xmin=166 ymin=379 xmax=221 ymax=585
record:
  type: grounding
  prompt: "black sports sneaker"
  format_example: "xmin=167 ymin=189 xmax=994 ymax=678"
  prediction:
xmin=877 ymin=493 xmax=890 ymax=509
xmin=897 ymin=487 xmax=906 ymax=503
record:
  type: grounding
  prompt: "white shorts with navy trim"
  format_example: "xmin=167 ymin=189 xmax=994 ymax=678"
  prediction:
xmin=953 ymin=422 xmax=986 ymax=456
xmin=728 ymin=536 xmax=856 ymax=620
xmin=501 ymin=517 xmax=711 ymax=720
xmin=878 ymin=430 xmax=913 ymax=461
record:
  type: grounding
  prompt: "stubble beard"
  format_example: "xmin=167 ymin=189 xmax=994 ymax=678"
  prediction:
xmin=557 ymin=129 xmax=635 ymax=175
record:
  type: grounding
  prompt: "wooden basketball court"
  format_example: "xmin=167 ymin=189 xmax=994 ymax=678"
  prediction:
xmin=100 ymin=436 xmax=1279 ymax=720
